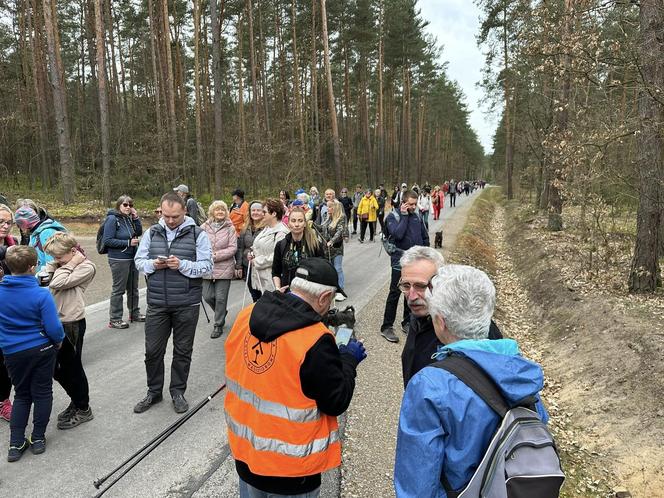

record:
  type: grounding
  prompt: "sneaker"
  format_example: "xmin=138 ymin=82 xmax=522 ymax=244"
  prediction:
xmin=172 ymin=394 xmax=189 ymax=414
xmin=130 ymin=314 xmax=146 ymax=323
xmin=359 ymin=239 xmax=364 ymax=244
xmin=28 ymin=435 xmax=46 ymax=455
xmin=57 ymin=407 xmax=94 ymax=430
xmin=57 ymin=402 xmax=76 ymax=422
xmin=210 ymin=326 xmax=223 ymax=339
xmin=380 ymin=327 xmax=399 ymax=343
xmin=335 ymin=293 xmax=347 ymax=302
xmin=109 ymin=320 xmax=129 ymax=329
xmin=0 ymin=398 xmax=12 ymax=422
xmin=133 ymin=393 xmax=163 ymax=413
xmin=7 ymin=439 xmax=27 ymax=462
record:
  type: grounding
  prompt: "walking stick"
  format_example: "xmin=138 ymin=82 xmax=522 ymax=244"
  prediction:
xmin=92 ymin=383 xmax=227 ymax=497
xmin=242 ymin=259 xmax=252 ymax=309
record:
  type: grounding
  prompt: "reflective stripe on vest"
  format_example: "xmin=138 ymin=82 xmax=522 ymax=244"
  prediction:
xmin=226 ymin=378 xmax=321 ymax=423
xmin=226 ymin=414 xmax=339 ymax=458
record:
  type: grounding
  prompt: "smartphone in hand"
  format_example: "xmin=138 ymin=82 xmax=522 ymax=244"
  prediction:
xmin=335 ymin=327 xmax=354 ymax=347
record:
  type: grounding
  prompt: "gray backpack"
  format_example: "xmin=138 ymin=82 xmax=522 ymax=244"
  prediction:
xmin=433 ymin=354 xmax=564 ymax=498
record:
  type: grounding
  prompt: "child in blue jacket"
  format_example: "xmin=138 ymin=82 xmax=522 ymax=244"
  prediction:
xmin=0 ymin=246 xmax=64 ymax=462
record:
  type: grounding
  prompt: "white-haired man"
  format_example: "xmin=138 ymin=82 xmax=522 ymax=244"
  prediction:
xmin=394 ymin=265 xmax=548 ymax=497
xmin=225 ymin=257 xmax=366 ymax=497
xmin=398 ymin=247 xmax=502 ymax=388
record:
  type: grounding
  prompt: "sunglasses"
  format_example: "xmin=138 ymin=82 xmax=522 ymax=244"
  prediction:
xmin=122 ymin=202 xmax=134 ymax=208
xmin=154 ymin=209 xmax=162 ymax=214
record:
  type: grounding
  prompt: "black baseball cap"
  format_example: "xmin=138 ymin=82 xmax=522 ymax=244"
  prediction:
xmin=295 ymin=258 xmax=347 ymax=297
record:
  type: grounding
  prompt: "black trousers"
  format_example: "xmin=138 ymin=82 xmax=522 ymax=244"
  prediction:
xmin=360 ymin=220 xmax=376 ymax=241
xmin=144 ymin=305 xmax=200 ymax=398
xmin=4 ymin=343 xmax=57 ymax=445
xmin=54 ymin=319 xmax=89 ymax=409
xmin=352 ymin=208 xmax=359 ymax=233
xmin=0 ymin=349 xmax=11 ymax=400
xmin=381 ymin=267 xmax=411 ymax=331
xmin=377 ymin=213 xmax=385 ymax=234
xmin=449 ymin=193 xmax=456 ymax=207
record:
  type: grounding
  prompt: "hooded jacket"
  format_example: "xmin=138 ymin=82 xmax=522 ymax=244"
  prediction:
xmin=45 ymin=258 xmax=96 ymax=323
xmin=357 ymin=195 xmax=379 ymax=222
xmin=394 ymin=339 xmax=549 ymax=498
xmin=202 ymin=218 xmax=237 ymax=280
xmin=0 ymin=234 xmax=17 ymax=278
xmin=0 ymin=275 xmax=65 ymax=354
xmin=102 ymin=209 xmax=143 ymax=260
xmin=29 ymin=218 xmax=67 ymax=271
xmin=227 ymin=290 xmax=359 ymax=495
xmin=249 ymin=222 xmax=289 ymax=292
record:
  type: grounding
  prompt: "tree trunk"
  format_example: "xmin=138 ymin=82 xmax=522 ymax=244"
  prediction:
xmin=42 ymin=0 xmax=76 ymax=202
xmin=161 ymin=0 xmax=178 ymax=161
xmin=193 ymin=0 xmax=204 ymax=183
xmin=503 ymin=8 xmax=514 ymax=200
xmin=629 ymin=0 xmax=663 ymax=293
xmin=147 ymin=0 xmax=164 ymax=164
xmin=210 ymin=0 xmax=225 ymax=196
xmin=237 ymin=13 xmax=247 ymax=155
xmin=319 ymin=0 xmax=342 ymax=189
xmin=93 ymin=0 xmax=111 ymax=206
xmin=291 ymin=0 xmax=305 ymax=146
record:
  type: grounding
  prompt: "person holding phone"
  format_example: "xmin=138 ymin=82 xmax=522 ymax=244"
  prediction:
xmin=225 ymin=257 xmax=365 ymax=497
xmin=102 ymin=195 xmax=143 ymax=329
xmin=133 ymin=192 xmax=212 ymax=415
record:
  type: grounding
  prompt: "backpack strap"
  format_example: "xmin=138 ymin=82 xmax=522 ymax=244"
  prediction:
xmin=432 ymin=353 xmax=510 ymax=417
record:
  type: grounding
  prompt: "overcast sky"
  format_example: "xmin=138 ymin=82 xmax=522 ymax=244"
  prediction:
xmin=418 ymin=0 xmax=496 ymax=154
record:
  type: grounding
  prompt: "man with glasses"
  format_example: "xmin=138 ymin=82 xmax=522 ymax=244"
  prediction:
xmin=380 ymin=190 xmax=429 ymax=343
xmin=133 ymin=192 xmax=212 ymax=414
xmin=399 ymin=246 xmax=503 ymax=387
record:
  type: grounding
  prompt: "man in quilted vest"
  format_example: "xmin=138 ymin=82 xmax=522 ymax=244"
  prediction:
xmin=133 ymin=192 xmax=212 ymax=414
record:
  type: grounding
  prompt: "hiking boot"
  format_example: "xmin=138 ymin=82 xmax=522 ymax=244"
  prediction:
xmin=29 ymin=435 xmax=46 ymax=455
xmin=57 ymin=402 xmax=76 ymax=422
xmin=210 ymin=326 xmax=223 ymax=339
xmin=7 ymin=439 xmax=27 ymax=462
xmin=57 ymin=407 xmax=94 ymax=430
xmin=335 ymin=293 xmax=347 ymax=302
xmin=381 ymin=327 xmax=399 ymax=343
xmin=130 ymin=314 xmax=146 ymax=323
xmin=133 ymin=393 xmax=163 ymax=414
xmin=109 ymin=320 xmax=129 ymax=329
xmin=172 ymin=394 xmax=189 ymax=414
xmin=0 ymin=398 xmax=12 ymax=422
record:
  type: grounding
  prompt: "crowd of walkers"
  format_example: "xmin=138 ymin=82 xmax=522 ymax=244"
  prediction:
xmin=0 ymin=180 xmax=546 ymax=496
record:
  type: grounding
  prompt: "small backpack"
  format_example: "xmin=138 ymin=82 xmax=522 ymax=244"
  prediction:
xmin=96 ymin=215 xmax=120 ymax=254
xmin=433 ymin=353 xmax=564 ymax=498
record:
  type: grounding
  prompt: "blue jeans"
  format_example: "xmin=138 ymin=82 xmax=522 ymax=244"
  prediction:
xmin=333 ymin=255 xmax=344 ymax=290
xmin=239 ymin=478 xmax=320 ymax=498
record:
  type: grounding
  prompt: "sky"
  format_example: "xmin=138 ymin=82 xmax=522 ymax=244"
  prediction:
xmin=418 ymin=0 xmax=497 ymax=154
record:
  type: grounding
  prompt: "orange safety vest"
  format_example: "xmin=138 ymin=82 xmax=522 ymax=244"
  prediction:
xmin=224 ymin=304 xmax=341 ymax=477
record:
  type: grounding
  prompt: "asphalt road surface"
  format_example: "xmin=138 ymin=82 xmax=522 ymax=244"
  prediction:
xmin=0 ymin=190 xmax=481 ymax=497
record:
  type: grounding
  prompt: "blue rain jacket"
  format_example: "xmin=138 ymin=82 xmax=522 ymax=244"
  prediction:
xmin=394 ymin=338 xmax=548 ymax=498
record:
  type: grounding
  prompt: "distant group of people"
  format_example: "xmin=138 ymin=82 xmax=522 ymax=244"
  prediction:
xmin=0 ymin=182 xmax=566 ymax=498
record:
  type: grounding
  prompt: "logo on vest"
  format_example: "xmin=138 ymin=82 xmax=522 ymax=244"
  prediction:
xmin=243 ymin=333 xmax=277 ymax=374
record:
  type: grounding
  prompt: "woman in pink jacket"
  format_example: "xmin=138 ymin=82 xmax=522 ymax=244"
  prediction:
xmin=202 ymin=201 xmax=237 ymax=338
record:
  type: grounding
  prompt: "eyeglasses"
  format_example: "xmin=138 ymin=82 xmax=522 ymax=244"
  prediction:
xmin=0 ymin=220 xmax=13 ymax=227
xmin=122 ymin=203 xmax=134 ymax=208
xmin=154 ymin=209 xmax=162 ymax=215
xmin=398 ymin=279 xmax=433 ymax=294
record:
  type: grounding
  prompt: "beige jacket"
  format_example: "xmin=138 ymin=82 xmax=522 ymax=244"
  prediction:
xmin=46 ymin=259 xmax=96 ymax=323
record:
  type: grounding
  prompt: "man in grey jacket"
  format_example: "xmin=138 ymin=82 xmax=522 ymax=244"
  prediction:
xmin=134 ymin=192 xmax=212 ymax=414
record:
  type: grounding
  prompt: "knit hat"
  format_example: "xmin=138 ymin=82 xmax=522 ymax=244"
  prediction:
xmin=14 ymin=206 xmax=40 ymax=230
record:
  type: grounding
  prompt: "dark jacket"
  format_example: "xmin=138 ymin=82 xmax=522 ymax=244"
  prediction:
xmin=339 ymin=196 xmax=353 ymax=217
xmin=236 ymin=225 xmax=262 ymax=270
xmin=0 ymin=235 xmax=17 ymax=279
xmin=272 ymin=233 xmax=325 ymax=287
xmin=401 ymin=315 xmax=503 ymax=388
xmin=134 ymin=217 xmax=212 ymax=308
xmin=235 ymin=290 xmax=359 ymax=495
xmin=385 ymin=210 xmax=429 ymax=267
xmin=102 ymin=209 xmax=143 ymax=260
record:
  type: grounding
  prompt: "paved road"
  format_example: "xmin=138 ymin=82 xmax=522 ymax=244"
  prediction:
xmin=0 ymin=191 xmax=482 ymax=497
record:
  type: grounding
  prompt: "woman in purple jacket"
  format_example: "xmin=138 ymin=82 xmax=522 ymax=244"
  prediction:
xmin=202 ymin=201 xmax=237 ymax=338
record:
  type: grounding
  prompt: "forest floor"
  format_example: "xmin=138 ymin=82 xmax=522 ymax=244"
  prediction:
xmin=453 ymin=188 xmax=664 ymax=498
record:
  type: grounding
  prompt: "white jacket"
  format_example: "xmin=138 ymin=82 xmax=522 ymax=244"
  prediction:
xmin=250 ymin=222 xmax=290 ymax=292
xmin=417 ymin=194 xmax=431 ymax=212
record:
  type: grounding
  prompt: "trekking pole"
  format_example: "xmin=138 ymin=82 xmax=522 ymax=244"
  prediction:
xmin=242 ymin=260 xmax=252 ymax=308
xmin=200 ymin=298 xmax=211 ymax=323
xmin=92 ymin=383 xmax=227 ymax=497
